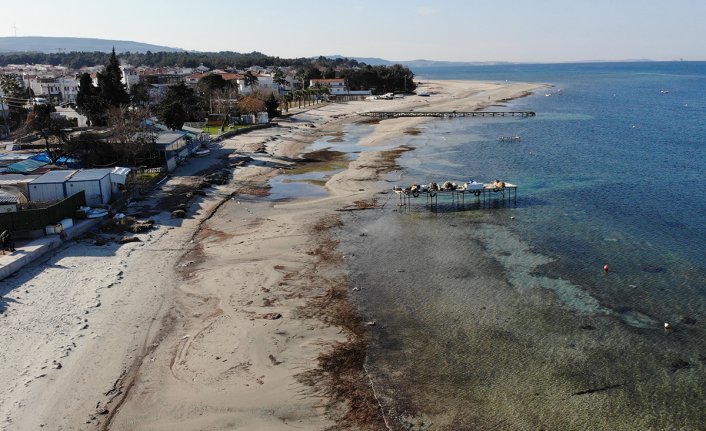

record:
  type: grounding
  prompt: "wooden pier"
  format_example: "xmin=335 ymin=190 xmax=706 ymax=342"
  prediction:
xmin=394 ymin=183 xmax=518 ymax=210
xmin=361 ymin=111 xmax=536 ymax=119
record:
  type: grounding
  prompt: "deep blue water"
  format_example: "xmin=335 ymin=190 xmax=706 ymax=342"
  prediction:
xmin=339 ymin=62 xmax=706 ymax=429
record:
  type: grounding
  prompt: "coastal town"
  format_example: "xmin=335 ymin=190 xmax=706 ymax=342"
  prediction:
xmin=0 ymin=50 xmax=406 ymax=260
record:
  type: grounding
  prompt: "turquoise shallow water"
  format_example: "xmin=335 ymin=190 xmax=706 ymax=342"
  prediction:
xmin=338 ymin=62 xmax=706 ymax=430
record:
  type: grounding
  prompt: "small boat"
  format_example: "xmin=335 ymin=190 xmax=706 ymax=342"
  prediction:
xmin=193 ymin=148 xmax=211 ymax=157
xmin=498 ymin=135 xmax=521 ymax=142
xmin=417 ymin=92 xmax=430 ymax=97
xmin=86 ymin=208 xmax=109 ymax=219
xmin=660 ymin=90 xmax=669 ymax=94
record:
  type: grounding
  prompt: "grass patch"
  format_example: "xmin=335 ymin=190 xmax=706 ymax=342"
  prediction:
xmin=200 ymin=125 xmax=250 ymax=136
xmin=134 ymin=172 xmax=161 ymax=182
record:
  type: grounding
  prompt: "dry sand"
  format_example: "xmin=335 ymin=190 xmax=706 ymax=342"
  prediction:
xmin=0 ymin=80 xmax=545 ymax=430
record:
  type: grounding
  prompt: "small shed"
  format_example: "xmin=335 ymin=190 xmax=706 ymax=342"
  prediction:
xmin=27 ymin=170 xmax=70 ymax=203
xmin=28 ymin=169 xmax=113 ymax=206
xmin=66 ymin=169 xmax=112 ymax=206
xmin=156 ymin=132 xmax=188 ymax=172
xmin=0 ymin=190 xmax=19 ymax=213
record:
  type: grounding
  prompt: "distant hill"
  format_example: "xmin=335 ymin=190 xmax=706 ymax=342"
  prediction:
xmin=326 ymin=55 xmax=511 ymax=68
xmin=0 ymin=36 xmax=183 ymax=53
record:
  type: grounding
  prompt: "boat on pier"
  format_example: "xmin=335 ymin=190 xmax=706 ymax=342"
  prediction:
xmin=360 ymin=111 xmax=536 ymax=119
xmin=393 ymin=179 xmax=518 ymax=209
xmin=498 ymin=135 xmax=521 ymax=142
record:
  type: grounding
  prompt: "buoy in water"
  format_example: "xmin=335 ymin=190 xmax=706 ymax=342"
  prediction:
xmin=603 ymin=264 xmax=610 ymax=273
xmin=664 ymin=322 xmax=670 ymax=330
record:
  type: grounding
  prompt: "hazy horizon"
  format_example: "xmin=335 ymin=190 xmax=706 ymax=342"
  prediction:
xmin=4 ymin=0 xmax=706 ymax=63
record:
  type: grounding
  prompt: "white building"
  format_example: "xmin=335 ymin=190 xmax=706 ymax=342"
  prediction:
xmin=309 ymin=78 xmax=371 ymax=97
xmin=120 ymin=66 xmax=140 ymax=92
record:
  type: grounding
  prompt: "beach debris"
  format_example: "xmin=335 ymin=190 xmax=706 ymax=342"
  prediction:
xmin=101 ymin=216 xmax=154 ymax=234
xmin=641 ymin=264 xmax=666 ymax=273
xmin=352 ymin=287 xmax=360 ymax=291
xmin=572 ymin=383 xmax=624 ymax=396
xmin=260 ymin=312 xmax=283 ymax=320
xmin=182 ymin=335 xmax=190 ymax=340
xmin=203 ymin=171 xmax=230 ymax=185
xmin=119 ymin=236 xmax=142 ymax=244
xmin=679 ymin=316 xmax=697 ymax=325
xmin=670 ymin=358 xmax=693 ymax=372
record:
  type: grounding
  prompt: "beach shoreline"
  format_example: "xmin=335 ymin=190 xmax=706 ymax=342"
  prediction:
xmin=0 ymin=79 xmax=546 ymax=430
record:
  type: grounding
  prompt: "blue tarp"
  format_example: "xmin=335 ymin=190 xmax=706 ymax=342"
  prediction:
xmin=29 ymin=152 xmax=83 ymax=168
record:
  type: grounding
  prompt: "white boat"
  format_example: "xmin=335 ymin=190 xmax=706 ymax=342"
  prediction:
xmin=465 ymin=180 xmax=484 ymax=191
xmin=86 ymin=208 xmax=109 ymax=219
xmin=193 ymin=148 xmax=211 ymax=157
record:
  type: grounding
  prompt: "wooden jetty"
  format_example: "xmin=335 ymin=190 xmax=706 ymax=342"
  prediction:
xmin=361 ymin=111 xmax=535 ymax=119
xmin=394 ymin=182 xmax=518 ymax=209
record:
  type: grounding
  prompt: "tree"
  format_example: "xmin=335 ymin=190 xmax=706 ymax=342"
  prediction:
xmin=129 ymin=81 xmax=152 ymax=107
xmin=238 ymin=94 xmax=265 ymax=115
xmin=272 ymin=67 xmax=288 ymax=95
xmin=76 ymin=73 xmax=107 ymax=126
xmin=157 ymin=82 xmax=204 ymax=124
xmin=25 ymin=104 xmax=72 ymax=163
xmin=97 ymin=48 xmax=129 ymax=107
xmin=264 ymin=94 xmax=279 ymax=118
xmin=162 ymin=102 xmax=186 ymax=131
xmin=198 ymin=74 xmax=227 ymax=112
xmin=0 ymin=73 xmax=29 ymax=133
xmin=106 ymin=107 xmax=157 ymax=165
xmin=283 ymin=93 xmax=293 ymax=113
xmin=243 ymin=71 xmax=259 ymax=93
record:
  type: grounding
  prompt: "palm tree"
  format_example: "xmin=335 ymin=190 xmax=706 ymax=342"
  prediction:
xmin=283 ymin=93 xmax=293 ymax=112
xmin=243 ymin=71 xmax=259 ymax=94
xmin=272 ymin=67 xmax=288 ymax=95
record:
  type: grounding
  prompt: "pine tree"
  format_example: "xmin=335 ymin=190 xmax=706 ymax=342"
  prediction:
xmin=97 ymin=48 xmax=129 ymax=107
xmin=75 ymin=73 xmax=107 ymax=126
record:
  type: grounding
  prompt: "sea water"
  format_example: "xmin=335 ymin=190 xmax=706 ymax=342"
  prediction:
xmin=338 ymin=62 xmax=706 ymax=430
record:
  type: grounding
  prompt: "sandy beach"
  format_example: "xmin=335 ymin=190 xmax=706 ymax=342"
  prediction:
xmin=0 ymin=80 xmax=545 ymax=430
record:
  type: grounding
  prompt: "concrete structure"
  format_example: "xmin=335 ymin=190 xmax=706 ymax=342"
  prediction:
xmin=0 ymin=218 xmax=102 ymax=282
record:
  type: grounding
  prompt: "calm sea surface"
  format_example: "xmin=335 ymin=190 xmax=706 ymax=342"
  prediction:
xmin=335 ymin=62 xmax=706 ymax=430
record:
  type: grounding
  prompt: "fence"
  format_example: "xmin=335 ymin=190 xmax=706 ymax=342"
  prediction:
xmin=0 ymin=191 xmax=86 ymax=233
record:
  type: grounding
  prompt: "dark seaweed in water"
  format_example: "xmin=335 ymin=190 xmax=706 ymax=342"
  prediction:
xmin=641 ymin=264 xmax=666 ymax=273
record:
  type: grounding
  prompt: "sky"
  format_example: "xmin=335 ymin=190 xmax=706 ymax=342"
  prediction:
xmin=4 ymin=0 xmax=706 ymax=63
